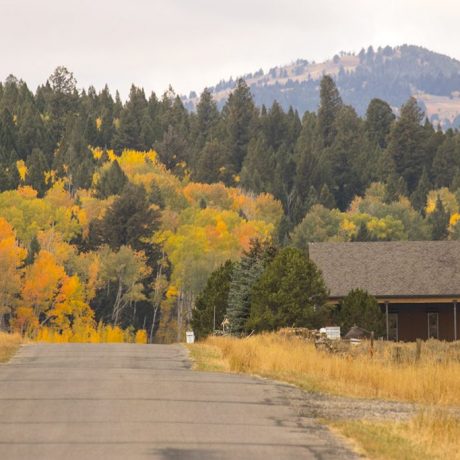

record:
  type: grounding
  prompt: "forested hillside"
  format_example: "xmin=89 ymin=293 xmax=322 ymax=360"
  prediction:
xmin=185 ymin=45 xmax=460 ymax=128
xmin=0 ymin=66 xmax=460 ymax=340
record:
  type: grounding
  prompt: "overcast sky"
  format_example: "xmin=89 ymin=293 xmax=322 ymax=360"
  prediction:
xmin=1 ymin=0 xmax=459 ymax=98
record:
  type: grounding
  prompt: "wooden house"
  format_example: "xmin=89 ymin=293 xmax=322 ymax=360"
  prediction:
xmin=308 ymin=241 xmax=460 ymax=341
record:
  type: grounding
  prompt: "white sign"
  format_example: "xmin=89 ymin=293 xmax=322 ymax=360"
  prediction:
xmin=186 ymin=331 xmax=195 ymax=344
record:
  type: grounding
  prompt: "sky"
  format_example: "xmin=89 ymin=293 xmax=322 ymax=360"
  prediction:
xmin=1 ymin=0 xmax=459 ymax=98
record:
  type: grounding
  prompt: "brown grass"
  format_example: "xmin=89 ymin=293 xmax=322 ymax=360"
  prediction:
xmin=331 ymin=409 xmax=460 ymax=460
xmin=189 ymin=334 xmax=460 ymax=405
xmin=0 ymin=332 xmax=22 ymax=363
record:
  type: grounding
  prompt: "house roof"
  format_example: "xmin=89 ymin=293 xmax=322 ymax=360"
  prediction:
xmin=308 ymin=241 xmax=460 ymax=299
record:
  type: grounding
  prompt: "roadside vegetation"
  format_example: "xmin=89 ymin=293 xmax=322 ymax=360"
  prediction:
xmin=331 ymin=410 xmax=460 ymax=460
xmin=0 ymin=332 xmax=22 ymax=362
xmin=189 ymin=333 xmax=460 ymax=460
xmin=189 ymin=333 xmax=460 ymax=404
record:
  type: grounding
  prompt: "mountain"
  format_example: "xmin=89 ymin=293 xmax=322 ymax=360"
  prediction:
xmin=183 ymin=45 xmax=460 ymax=128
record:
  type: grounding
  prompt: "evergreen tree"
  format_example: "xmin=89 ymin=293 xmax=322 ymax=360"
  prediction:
xmin=351 ymin=222 xmax=375 ymax=242
xmin=90 ymin=183 xmax=160 ymax=252
xmin=318 ymin=184 xmax=336 ymax=209
xmin=53 ymin=115 xmax=96 ymax=192
xmin=317 ymin=75 xmax=342 ymax=148
xmin=387 ymin=97 xmax=427 ymax=192
xmin=240 ymin=134 xmax=275 ymax=194
xmin=385 ymin=173 xmax=408 ymax=202
xmin=25 ymin=148 xmax=49 ymax=197
xmin=191 ymin=260 xmax=234 ymax=339
xmin=25 ymin=236 xmax=41 ymax=265
xmin=247 ymin=247 xmax=329 ymax=332
xmin=94 ymin=160 xmax=128 ymax=199
xmin=194 ymin=139 xmax=226 ymax=183
xmin=0 ymin=108 xmax=17 ymax=154
xmin=326 ymin=105 xmax=364 ymax=210
xmin=339 ymin=289 xmax=384 ymax=336
xmin=428 ymin=196 xmax=450 ymax=240
xmin=410 ymin=168 xmax=431 ymax=213
xmin=227 ymin=239 xmax=277 ymax=334
xmin=432 ymin=135 xmax=460 ymax=188
xmin=0 ymin=149 xmax=20 ymax=191
xmin=365 ymin=98 xmax=395 ymax=149
xmin=191 ymin=88 xmax=219 ymax=154
xmin=221 ymin=79 xmax=255 ymax=181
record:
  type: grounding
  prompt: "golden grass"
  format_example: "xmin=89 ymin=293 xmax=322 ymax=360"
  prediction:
xmin=0 ymin=332 xmax=22 ymax=363
xmin=189 ymin=334 xmax=460 ymax=405
xmin=331 ymin=409 xmax=460 ymax=460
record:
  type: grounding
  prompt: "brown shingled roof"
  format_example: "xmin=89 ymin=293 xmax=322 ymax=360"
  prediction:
xmin=308 ymin=241 xmax=460 ymax=298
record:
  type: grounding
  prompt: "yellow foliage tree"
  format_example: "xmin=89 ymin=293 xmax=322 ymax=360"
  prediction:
xmin=0 ymin=218 xmax=27 ymax=328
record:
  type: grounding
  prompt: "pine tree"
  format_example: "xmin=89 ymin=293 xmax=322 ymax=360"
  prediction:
xmin=221 ymin=79 xmax=255 ymax=181
xmin=339 ymin=289 xmax=384 ymax=336
xmin=25 ymin=236 xmax=41 ymax=265
xmin=247 ymin=247 xmax=329 ymax=332
xmin=90 ymin=183 xmax=160 ymax=252
xmin=227 ymin=240 xmax=277 ymax=334
xmin=318 ymin=184 xmax=336 ymax=209
xmin=385 ymin=173 xmax=408 ymax=202
xmin=410 ymin=168 xmax=431 ymax=213
xmin=53 ymin=115 xmax=96 ymax=192
xmin=317 ymin=75 xmax=342 ymax=148
xmin=192 ymin=88 xmax=219 ymax=154
xmin=365 ymin=98 xmax=395 ymax=149
xmin=25 ymin=148 xmax=49 ymax=197
xmin=351 ymin=222 xmax=374 ymax=242
xmin=191 ymin=260 xmax=234 ymax=339
xmin=94 ymin=160 xmax=128 ymax=199
xmin=428 ymin=196 xmax=450 ymax=240
xmin=432 ymin=135 xmax=460 ymax=188
xmin=0 ymin=149 xmax=20 ymax=191
xmin=387 ymin=97 xmax=427 ymax=192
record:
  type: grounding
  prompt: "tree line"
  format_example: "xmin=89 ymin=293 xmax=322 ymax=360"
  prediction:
xmin=1 ymin=66 xmax=460 ymax=242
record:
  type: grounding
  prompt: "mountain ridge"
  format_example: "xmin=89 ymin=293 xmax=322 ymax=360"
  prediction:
xmin=183 ymin=45 xmax=460 ymax=128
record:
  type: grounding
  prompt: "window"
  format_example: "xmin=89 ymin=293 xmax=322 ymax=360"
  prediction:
xmin=427 ymin=312 xmax=439 ymax=339
xmin=388 ymin=313 xmax=398 ymax=341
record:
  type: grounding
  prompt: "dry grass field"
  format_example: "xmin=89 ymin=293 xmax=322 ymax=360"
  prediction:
xmin=0 ymin=332 xmax=22 ymax=363
xmin=191 ymin=333 xmax=460 ymax=404
xmin=189 ymin=333 xmax=460 ymax=459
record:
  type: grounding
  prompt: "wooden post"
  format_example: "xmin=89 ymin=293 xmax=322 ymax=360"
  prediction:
xmin=213 ymin=304 xmax=216 ymax=332
xmin=385 ymin=301 xmax=389 ymax=341
xmin=454 ymin=301 xmax=458 ymax=341
xmin=370 ymin=331 xmax=374 ymax=358
xmin=415 ymin=339 xmax=422 ymax=362
xmin=393 ymin=346 xmax=402 ymax=364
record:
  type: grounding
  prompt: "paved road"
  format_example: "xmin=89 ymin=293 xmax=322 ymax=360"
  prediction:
xmin=0 ymin=344 xmax=357 ymax=460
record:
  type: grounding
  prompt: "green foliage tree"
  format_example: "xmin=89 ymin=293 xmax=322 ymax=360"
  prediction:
xmin=94 ymin=160 xmax=128 ymax=199
xmin=338 ymin=289 xmax=384 ymax=336
xmin=191 ymin=260 xmax=234 ymax=339
xmin=247 ymin=247 xmax=329 ymax=332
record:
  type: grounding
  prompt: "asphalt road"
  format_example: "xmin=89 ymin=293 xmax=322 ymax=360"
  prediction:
xmin=0 ymin=344 xmax=357 ymax=460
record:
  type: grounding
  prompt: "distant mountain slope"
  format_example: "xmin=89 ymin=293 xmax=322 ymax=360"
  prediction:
xmin=184 ymin=45 xmax=460 ymax=128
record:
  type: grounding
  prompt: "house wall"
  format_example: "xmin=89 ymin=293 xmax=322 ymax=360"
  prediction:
xmin=382 ymin=303 xmax=460 ymax=342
